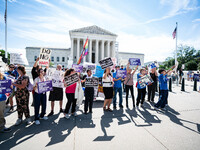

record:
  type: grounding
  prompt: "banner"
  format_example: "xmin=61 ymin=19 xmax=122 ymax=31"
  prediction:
xmin=64 ymin=73 xmax=79 ymax=87
xmin=138 ymin=75 xmax=154 ymax=88
xmin=116 ymin=70 xmax=127 ymax=79
xmin=72 ymin=64 xmax=83 ymax=72
xmin=10 ymin=53 xmax=29 ymax=65
xmin=129 ymin=58 xmax=141 ymax=66
xmin=37 ymin=80 xmax=53 ymax=94
xmin=99 ymin=57 xmax=113 ymax=69
xmin=0 ymin=80 xmax=12 ymax=94
xmin=51 ymin=70 xmax=64 ymax=88
xmin=85 ymin=77 xmax=99 ymax=87
xmin=93 ymin=66 xmax=104 ymax=78
xmin=39 ymin=48 xmax=52 ymax=66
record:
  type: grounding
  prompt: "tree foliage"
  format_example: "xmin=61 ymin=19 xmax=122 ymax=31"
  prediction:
xmin=0 ymin=49 xmax=10 ymax=64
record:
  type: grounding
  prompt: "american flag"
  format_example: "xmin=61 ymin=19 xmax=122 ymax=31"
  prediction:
xmin=4 ymin=0 xmax=7 ymax=24
xmin=172 ymin=27 xmax=177 ymax=39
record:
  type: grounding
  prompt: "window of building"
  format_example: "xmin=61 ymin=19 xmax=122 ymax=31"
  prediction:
xmin=57 ymin=57 xmax=59 ymax=62
xmin=34 ymin=56 xmax=37 ymax=61
xmin=62 ymin=57 xmax=65 ymax=62
xmin=67 ymin=57 xmax=69 ymax=60
xmin=51 ymin=56 xmax=54 ymax=62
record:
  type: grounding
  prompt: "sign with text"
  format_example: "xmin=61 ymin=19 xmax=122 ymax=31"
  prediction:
xmin=64 ymin=73 xmax=79 ymax=87
xmin=85 ymin=77 xmax=99 ymax=87
xmin=116 ymin=70 xmax=127 ymax=79
xmin=99 ymin=57 xmax=113 ymax=69
xmin=39 ymin=48 xmax=52 ymax=66
xmin=0 ymin=80 xmax=12 ymax=94
xmin=10 ymin=53 xmax=29 ymax=65
xmin=93 ymin=66 xmax=104 ymax=78
xmin=51 ymin=70 xmax=64 ymax=88
xmin=37 ymin=80 xmax=53 ymax=94
xmin=138 ymin=75 xmax=154 ymax=88
xmin=72 ymin=64 xmax=83 ymax=72
xmin=129 ymin=58 xmax=141 ymax=66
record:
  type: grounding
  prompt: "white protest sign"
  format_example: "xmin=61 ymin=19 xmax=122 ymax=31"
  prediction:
xmin=39 ymin=48 xmax=52 ymax=66
xmin=46 ymin=69 xmax=64 ymax=88
xmin=10 ymin=53 xmax=29 ymax=65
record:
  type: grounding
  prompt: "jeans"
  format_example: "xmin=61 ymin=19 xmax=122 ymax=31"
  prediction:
xmin=65 ymin=93 xmax=77 ymax=114
xmin=34 ymin=92 xmax=47 ymax=120
xmin=154 ymin=90 xmax=168 ymax=108
xmin=113 ymin=87 xmax=123 ymax=107
xmin=136 ymin=88 xmax=146 ymax=106
xmin=125 ymin=85 xmax=135 ymax=107
xmin=148 ymin=82 xmax=156 ymax=101
xmin=84 ymin=87 xmax=94 ymax=113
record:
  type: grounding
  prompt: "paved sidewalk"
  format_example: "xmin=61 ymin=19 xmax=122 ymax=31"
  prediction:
xmin=0 ymin=80 xmax=200 ymax=150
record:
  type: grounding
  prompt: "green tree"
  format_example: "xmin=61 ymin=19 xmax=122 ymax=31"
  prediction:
xmin=0 ymin=49 xmax=10 ymax=64
xmin=198 ymin=63 xmax=200 ymax=71
xmin=185 ymin=60 xmax=197 ymax=70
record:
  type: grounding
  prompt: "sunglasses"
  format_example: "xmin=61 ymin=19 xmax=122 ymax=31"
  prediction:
xmin=9 ymin=67 xmax=14 ymax=68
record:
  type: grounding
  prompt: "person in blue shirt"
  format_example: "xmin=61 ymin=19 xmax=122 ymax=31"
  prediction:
xmin=136 ymin=68 xmax=147 ymax=108
xmin=154 ymin=66 xmax=175 ymax=110
xmin=0 ymin=73 xmax=12 ymax=133
xmin=5 ymin=64 xmax=19 ymax=112
xmin=113 ymin=66 xmax=123 ymax=109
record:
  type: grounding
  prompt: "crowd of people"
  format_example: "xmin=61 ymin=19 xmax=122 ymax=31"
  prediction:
xmin=0 ymin=57 xmax=187 ymax=133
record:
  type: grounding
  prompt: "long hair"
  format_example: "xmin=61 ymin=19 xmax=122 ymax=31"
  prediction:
xmin=64 ymin=68 xmax=74 ymax=77
xmin=0 ymin=73 xmax=4 ymax=80
xmin=17 ymin=65 xmax=26 ymax=75
xmin=104 ymin=68 xmax=112 ymax=77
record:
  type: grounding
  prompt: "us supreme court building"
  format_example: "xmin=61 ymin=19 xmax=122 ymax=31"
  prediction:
xmin=26 ymin=25 xmax=144 ymax=67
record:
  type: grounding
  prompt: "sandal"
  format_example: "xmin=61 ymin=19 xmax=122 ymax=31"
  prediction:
xmin=107 ymin=108 xmax=113 ymax=112
xmin=103 ymin=107 xmax=107 ymax=111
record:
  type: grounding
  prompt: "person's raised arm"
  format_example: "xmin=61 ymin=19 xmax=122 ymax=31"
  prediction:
xmin=132 ymin=65 xmax=138 ymax=75
xmin=126 ymin=62 xmax=130 ymax=72
xmin=33 ymin=57 xmax=39 ymax=67
xmin=166 ymin=65 xmax=175 ymax=74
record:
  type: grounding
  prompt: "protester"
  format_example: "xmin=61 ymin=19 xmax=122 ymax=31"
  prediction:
xmin=179 ymin=68 xmax=184 ymax=84
xmin=120 ymin=65 xmax=126 ymax=92
xmin=5 ymin=64 xmax=19 ymax=112
xmin=147 ymin=67 xmax=158 ymax=102
xmin=48 ymin=65 xmax=64 ymax=117
xmin=124 ymin=63 xmax=138 ymax=108
xmin=154 ymin=66 xmax=175 ymax=110
xmin=113 ymin=66 xmax=123 ymax=109
xmin=33 ymin=68 xmax=48 ymax=125
xmin=136 ymin=68 xmax=147 ymax=108
xmin=82 ymin=69 xmax=94 ymax=114
xmin=64 ymin=69 xmax=77 ymax=119
xmin=102 ymin=67 xmax=113 ymax=112
xmin=12 ymin=65 xmax=31 ymax=125
xmin=0 ymin=73 xmax=12 ymax=133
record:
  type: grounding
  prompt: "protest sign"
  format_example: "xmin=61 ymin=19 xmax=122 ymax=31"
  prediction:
xmin=10 ymin=53 xmax=29 ymax=65
xmin=0 ymin=80 xmax=12 ymax=94
xmin=64 ymin=73 xmax=79 ymax=87
xmin=85 ymin=77 xmax=99 ymax=87
xmin=150 ymin=63 xmax=157 ymax=69
xmin=99 ymin=57 xmax=113 ymax=69
xmin=37 ymin=80 xmax=53 ymax=94
xmin=39 ymin=48 xmax=52 ymax=66
xmin=51 ymin=70 xmax=64 ymax=88
xmin=72 ymin=64 xmax=83 ymax=72
xmin=194 ymin=73 xmax=200 ymax=81
xmin=129 ymin=58 xmax=141 ymax=66
xmin=138 ymin=75 xmax=154 ymax=88
xmin=116 ymin=70 xmax=127 ymax=79
xmin=93 ymin=66 xmax=104 ymax=78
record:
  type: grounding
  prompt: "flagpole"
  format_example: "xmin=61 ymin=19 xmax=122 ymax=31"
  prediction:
xmin=5 ymin=0 xmax=8 ymax=63
xmin=175 ymin=22 xmax=178 ymax=86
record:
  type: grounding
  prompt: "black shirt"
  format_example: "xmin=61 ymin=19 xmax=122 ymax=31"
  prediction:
xmin=31 ymin=67 xmax=46 ymax=81
xmin=150 ymin=73 xmax=157 ymax=82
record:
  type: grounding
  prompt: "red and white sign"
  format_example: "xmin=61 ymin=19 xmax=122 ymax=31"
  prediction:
xmin=39 ymin=48 xmax=52 ymax=66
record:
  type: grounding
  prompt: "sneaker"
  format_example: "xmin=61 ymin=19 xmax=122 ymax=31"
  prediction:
xmin=113 ymin=106 xmax=116 ymax=109
xmin=65 ymin=114 xmax=70 ymax=119
xmin=26 ymin=118 xmax=32 ymax=125
xmin=60 ymin=108 xmax=63 ymax=113
xmin=40 ymin=116 xmax=48 ymax=120
xmin=89 ymin=110 xmax=93 ymax=113
xmin=165 ymin=104 xmax=169 ymax=107
xmin=15 ymin=118 xmax=22 ymax=126
xmin=48 ymin=111 xmax=54 ymax=117
xmin=35 ymin=120 xmax=40 ymax=125
xmin=119 ymin=105 xmax=123 ymax=108
xmin=1 ymin=127 xmax=12 ymax=133
xmin=73 ymin=112 xmax=77 ymax=117
xmin=161 ymin=107 xmax=166 ymax=111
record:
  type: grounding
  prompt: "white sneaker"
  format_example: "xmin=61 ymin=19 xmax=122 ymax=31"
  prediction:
xmin=65 ymin=114 xmax=70 ymax=119
xmin=40 ymin=116 xmax=48 ymax=120
xmin=26 ymin=118 xmax=32 ymax=125
xmin=35 ymin=120 xmax=40 ymax=125
xmin=74 ymin=112 xmax=77 ymax=117
xmin=15 ymin=118 xmax=22 ymax=126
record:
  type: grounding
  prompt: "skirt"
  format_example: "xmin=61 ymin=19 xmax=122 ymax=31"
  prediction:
xmin=103 ymin=87 xmax=113 ymax=99
xmin=49 ymin=87 xmax=63 ymax=101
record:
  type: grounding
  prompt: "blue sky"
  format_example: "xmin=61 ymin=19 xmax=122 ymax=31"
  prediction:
xmin=0 ymin=0 xmax=200 ymax=62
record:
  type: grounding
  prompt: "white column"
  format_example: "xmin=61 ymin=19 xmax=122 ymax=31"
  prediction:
xmin=83 ymin=39 xmax=86 ymax=63
xmin=71 ymin=38 xmax=74 ymax=61
xmin=77 ymin=38 xmax=80 ymax=62
xmin=89 ymin=39 xmax=92 ymax=63
xmin=95 ymin=40 xmax=99 ymax=64
xmin=112 ymin=41 xmax=116 ymax=57
xmin=101 ymin=40 xmax=104 ymax=60
xmin=107 ymin=41 xmax=110 ymax=57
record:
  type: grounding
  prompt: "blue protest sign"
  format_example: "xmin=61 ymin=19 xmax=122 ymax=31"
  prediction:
xmin=151 ymin=63 xmax=157 ymax=69
xmin=116 ymin=70 xmax=127 ymax=79
xmin=129 ymin=58 xmax=141 ymax=66
xmin=0 ymin=80 xmax=12 ymax=94
xmin=37 ymin=80 xmax=53 ymax=94
xmin=194 ymin=74 xmax=200 ymax=81
xmin=93 ymin=65 xmax=104 ymax=78
xmin=72 ymin=64 xmax=83 ymax=72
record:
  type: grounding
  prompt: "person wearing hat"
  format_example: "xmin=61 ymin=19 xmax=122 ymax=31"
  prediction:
xmin=154 ymin=66 xmax=175 ymax=110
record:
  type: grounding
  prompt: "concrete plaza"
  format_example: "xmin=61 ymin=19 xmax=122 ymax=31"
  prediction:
xmin=0 ymin=80 xmax=200 ymax=150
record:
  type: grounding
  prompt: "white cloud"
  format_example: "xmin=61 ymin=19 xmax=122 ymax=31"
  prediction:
xmin=192 ymin=18 xmax=200 ymax=22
